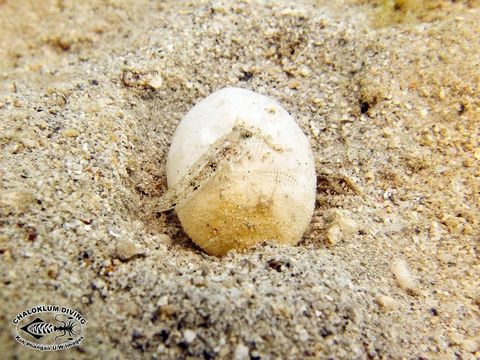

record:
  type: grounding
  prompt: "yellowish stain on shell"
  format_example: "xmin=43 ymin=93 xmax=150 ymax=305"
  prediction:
xmin=176 ymin=167 xmax=308 ymax=256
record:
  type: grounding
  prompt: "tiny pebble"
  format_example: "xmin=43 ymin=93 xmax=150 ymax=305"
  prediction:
xmin=46 ymin=264 xmax=59 ymax=279
xmin=325 ymin=210 xmax=358 ymax=246
xmin=473 ymin=148 xmax=480 ymax=160
xmin=116 ymin=239 xmax=143 ymax=260
xmin=158 ymin=233 xmax=173 ymax=246
xmin=108 ymin=226 xmax=122 ymax=238
xmin=375 ymin=295 xmax=398 ymax=310
xmin=233 ymin=343 xmax=249 ymax=360
xmin=298 ymin=327 xmax=309 ymax=342
xmin=63 ymin=128 xmax=80 ymax=137
xmin=148 ymin=74 xmax=163 ymax=90
xmin=299 ymin=66 xmax=311 ymax=77
xmin=326 ymin=224 xmax=342 ymax=246
xmin=288 ymin=79 xmax=300 ymax=89
xmin=390 ymin=259 xmax=418 ymax=295
xmin=183 ymin=329 xmax=196 ymax=343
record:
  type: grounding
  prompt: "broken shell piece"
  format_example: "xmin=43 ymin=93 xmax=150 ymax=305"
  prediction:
xmin=116 ymin=239 xmax=144 ymax=260
xmin=158 ymin=87 xmax=316 ymax=256
xmin=390 ymin=258 xmax=419 ymax=295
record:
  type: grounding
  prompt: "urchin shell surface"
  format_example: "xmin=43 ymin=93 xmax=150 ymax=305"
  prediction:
xmin=160 ymin=87 xmax=316 ymax=256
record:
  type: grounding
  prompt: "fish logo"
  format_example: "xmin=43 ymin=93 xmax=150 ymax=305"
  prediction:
xmin=20 ymin=315 xmax=80 ymax=342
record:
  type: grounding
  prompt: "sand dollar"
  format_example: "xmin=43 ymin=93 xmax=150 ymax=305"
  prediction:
xmin=159 ymin=87 xmax=316 ymax=256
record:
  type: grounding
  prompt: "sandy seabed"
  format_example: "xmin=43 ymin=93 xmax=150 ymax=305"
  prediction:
xmin=0 ymin=0 xmax=479 ymax=359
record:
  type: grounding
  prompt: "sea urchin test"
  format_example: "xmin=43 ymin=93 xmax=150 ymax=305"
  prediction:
xmin=156 ymin=87 xmax=316 ymax=256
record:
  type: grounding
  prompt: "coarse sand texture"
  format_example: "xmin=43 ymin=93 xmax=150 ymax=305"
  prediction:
xmin=0 ymin=0 xmax=479 ymax=359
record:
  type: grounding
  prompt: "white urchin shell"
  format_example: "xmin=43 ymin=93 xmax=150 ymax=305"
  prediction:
xmin=160 ymin=87 xmax=316 ymax=256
